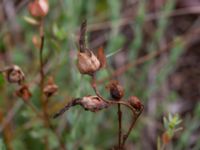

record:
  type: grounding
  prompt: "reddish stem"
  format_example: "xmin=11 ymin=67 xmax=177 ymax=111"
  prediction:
xmin=118 ymin=104 xmax=122 ymax=149
xmin=122 ymin=105 xmax=144 ymax=146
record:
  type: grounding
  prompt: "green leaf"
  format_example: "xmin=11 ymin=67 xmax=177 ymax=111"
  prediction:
xmin=0 ymin=74 xmax=4 ymax=88
xmin=0 ymin=138 xmax=6 ymax=150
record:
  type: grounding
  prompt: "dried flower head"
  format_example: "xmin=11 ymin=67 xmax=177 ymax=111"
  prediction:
xmin=106 ymin=80 xmax=124 ymax=100
xmin=128 ymin=96 xmax=142 ymax=110
xmin=28 ymin=0 xmax=49 ymax=18
xmin=16 ymin=84 xmax=32 ymax=101
xmin=77 ymin=50 xmax=101 ymax=75
xmin=2 ymin=65 xmax=25 ymax=84
xmin=43 ymin=76 xmax=58 ymax=97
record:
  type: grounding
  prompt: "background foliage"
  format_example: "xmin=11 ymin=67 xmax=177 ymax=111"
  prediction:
xmin=0 ymin=0 xmax=200 ymax=149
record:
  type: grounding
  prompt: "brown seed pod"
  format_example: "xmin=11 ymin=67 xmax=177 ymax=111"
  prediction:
xmin=80 ymin=96 xmax=109 ymax=112
xmin=2 ymin=65 xmax=25 ymax=84
xmin=128 ymin=96 xmax=142 ymax=110
xmin=106 ymin=80 xmax=124 ymax=100
xmin=53 ymin=96 xmax=109 ymax=118
xmin=16 ymin=84 xmax=32 ymax=102
xmin=28 ymin=0 xmax=49 ymax=18
xmin=77 ymin=50 xmax=101 ymax=75
xmin=43 ymin=76 xmax=58 ymax=97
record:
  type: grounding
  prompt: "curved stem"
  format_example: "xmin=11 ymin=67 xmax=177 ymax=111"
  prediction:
xmin=122 ymin=105 xmax=144 ymax=146
xmin=91 ymin=75 xmax=137 ymax=116
xmin=91 ymin=75 xmax=143 ymax=148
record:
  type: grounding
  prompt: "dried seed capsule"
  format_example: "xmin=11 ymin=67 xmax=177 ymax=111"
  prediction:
xmin=77 ymin=50 xmax=101 ymax=75
xmin=16 ymin=84 xmax=32 ymax=101
xmin=3 ymin=65 xmax=25 ymax=84
xmin=43 ymin=76 xmax=58 ymax=97
xmin=128 ymin=96 xmax=142 ymax=110
xmin=53 ymin=96 xmax=109 ymax=118
xmin=28 ymin=0 xmax=49 ymax=18
xmin=106 ymin=80 xmax=124 ymax=100
xmin=80 ymin=96 xmax=109 ymax=112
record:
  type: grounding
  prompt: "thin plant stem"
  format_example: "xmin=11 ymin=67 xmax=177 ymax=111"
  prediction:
xmin=122 ymin=105 xmax=144 ymax=146
xmin=38 ymin=21 xmax=67 ymax=150
xmin=91 ymin=75 xmax=137 ymax=116
xmin=118 ymin=104 xmax=122 ymax=149
xmin=38 ymin=20 xmax=50 ymax=150
xmin=90 ymin=74 xmax=144 ymax=149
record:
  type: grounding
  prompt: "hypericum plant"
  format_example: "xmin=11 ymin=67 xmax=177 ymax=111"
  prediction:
xmin=0 ymin=3 xmax=143 ymax=149
xmin=53 ymin=20 xmax=144 ymax=150
xmin=1 ymin=1 xmax=66 ymax=150
xmin=157 ymin=114 xmax=182 ymax=150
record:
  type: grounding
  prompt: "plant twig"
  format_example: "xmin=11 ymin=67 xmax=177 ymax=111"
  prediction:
xmin=118 ymin=104 xmax=122 ymax=149
xmin=38 ymin=21 xmax=67 ymax=150
xmin=91 ymin=74 xmax=143 ymax=148
xmin=91 ymin=75 xmax=137 ymax=116
xmin=122 ymin=105 xmax=144 ymax=146
xmin=53 ymin=98 xmax=81 ymax=118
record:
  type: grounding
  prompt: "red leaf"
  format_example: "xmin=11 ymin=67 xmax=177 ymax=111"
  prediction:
xmin=97 ymin=47 xmax=106 ymax=68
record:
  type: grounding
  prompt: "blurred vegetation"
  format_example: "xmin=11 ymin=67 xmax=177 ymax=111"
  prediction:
xmin=0 ymin=0 xmax=200 ymax=150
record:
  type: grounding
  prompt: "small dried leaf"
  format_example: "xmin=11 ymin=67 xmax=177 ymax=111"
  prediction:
xmin=24 ymin=16 xmax=40 ymax=25
xmin=97 ymin=47 xmax=106 ymax=68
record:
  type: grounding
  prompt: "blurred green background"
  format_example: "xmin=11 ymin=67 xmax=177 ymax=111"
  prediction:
xmin=0 ymin=0 xmax=200 ymax=149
